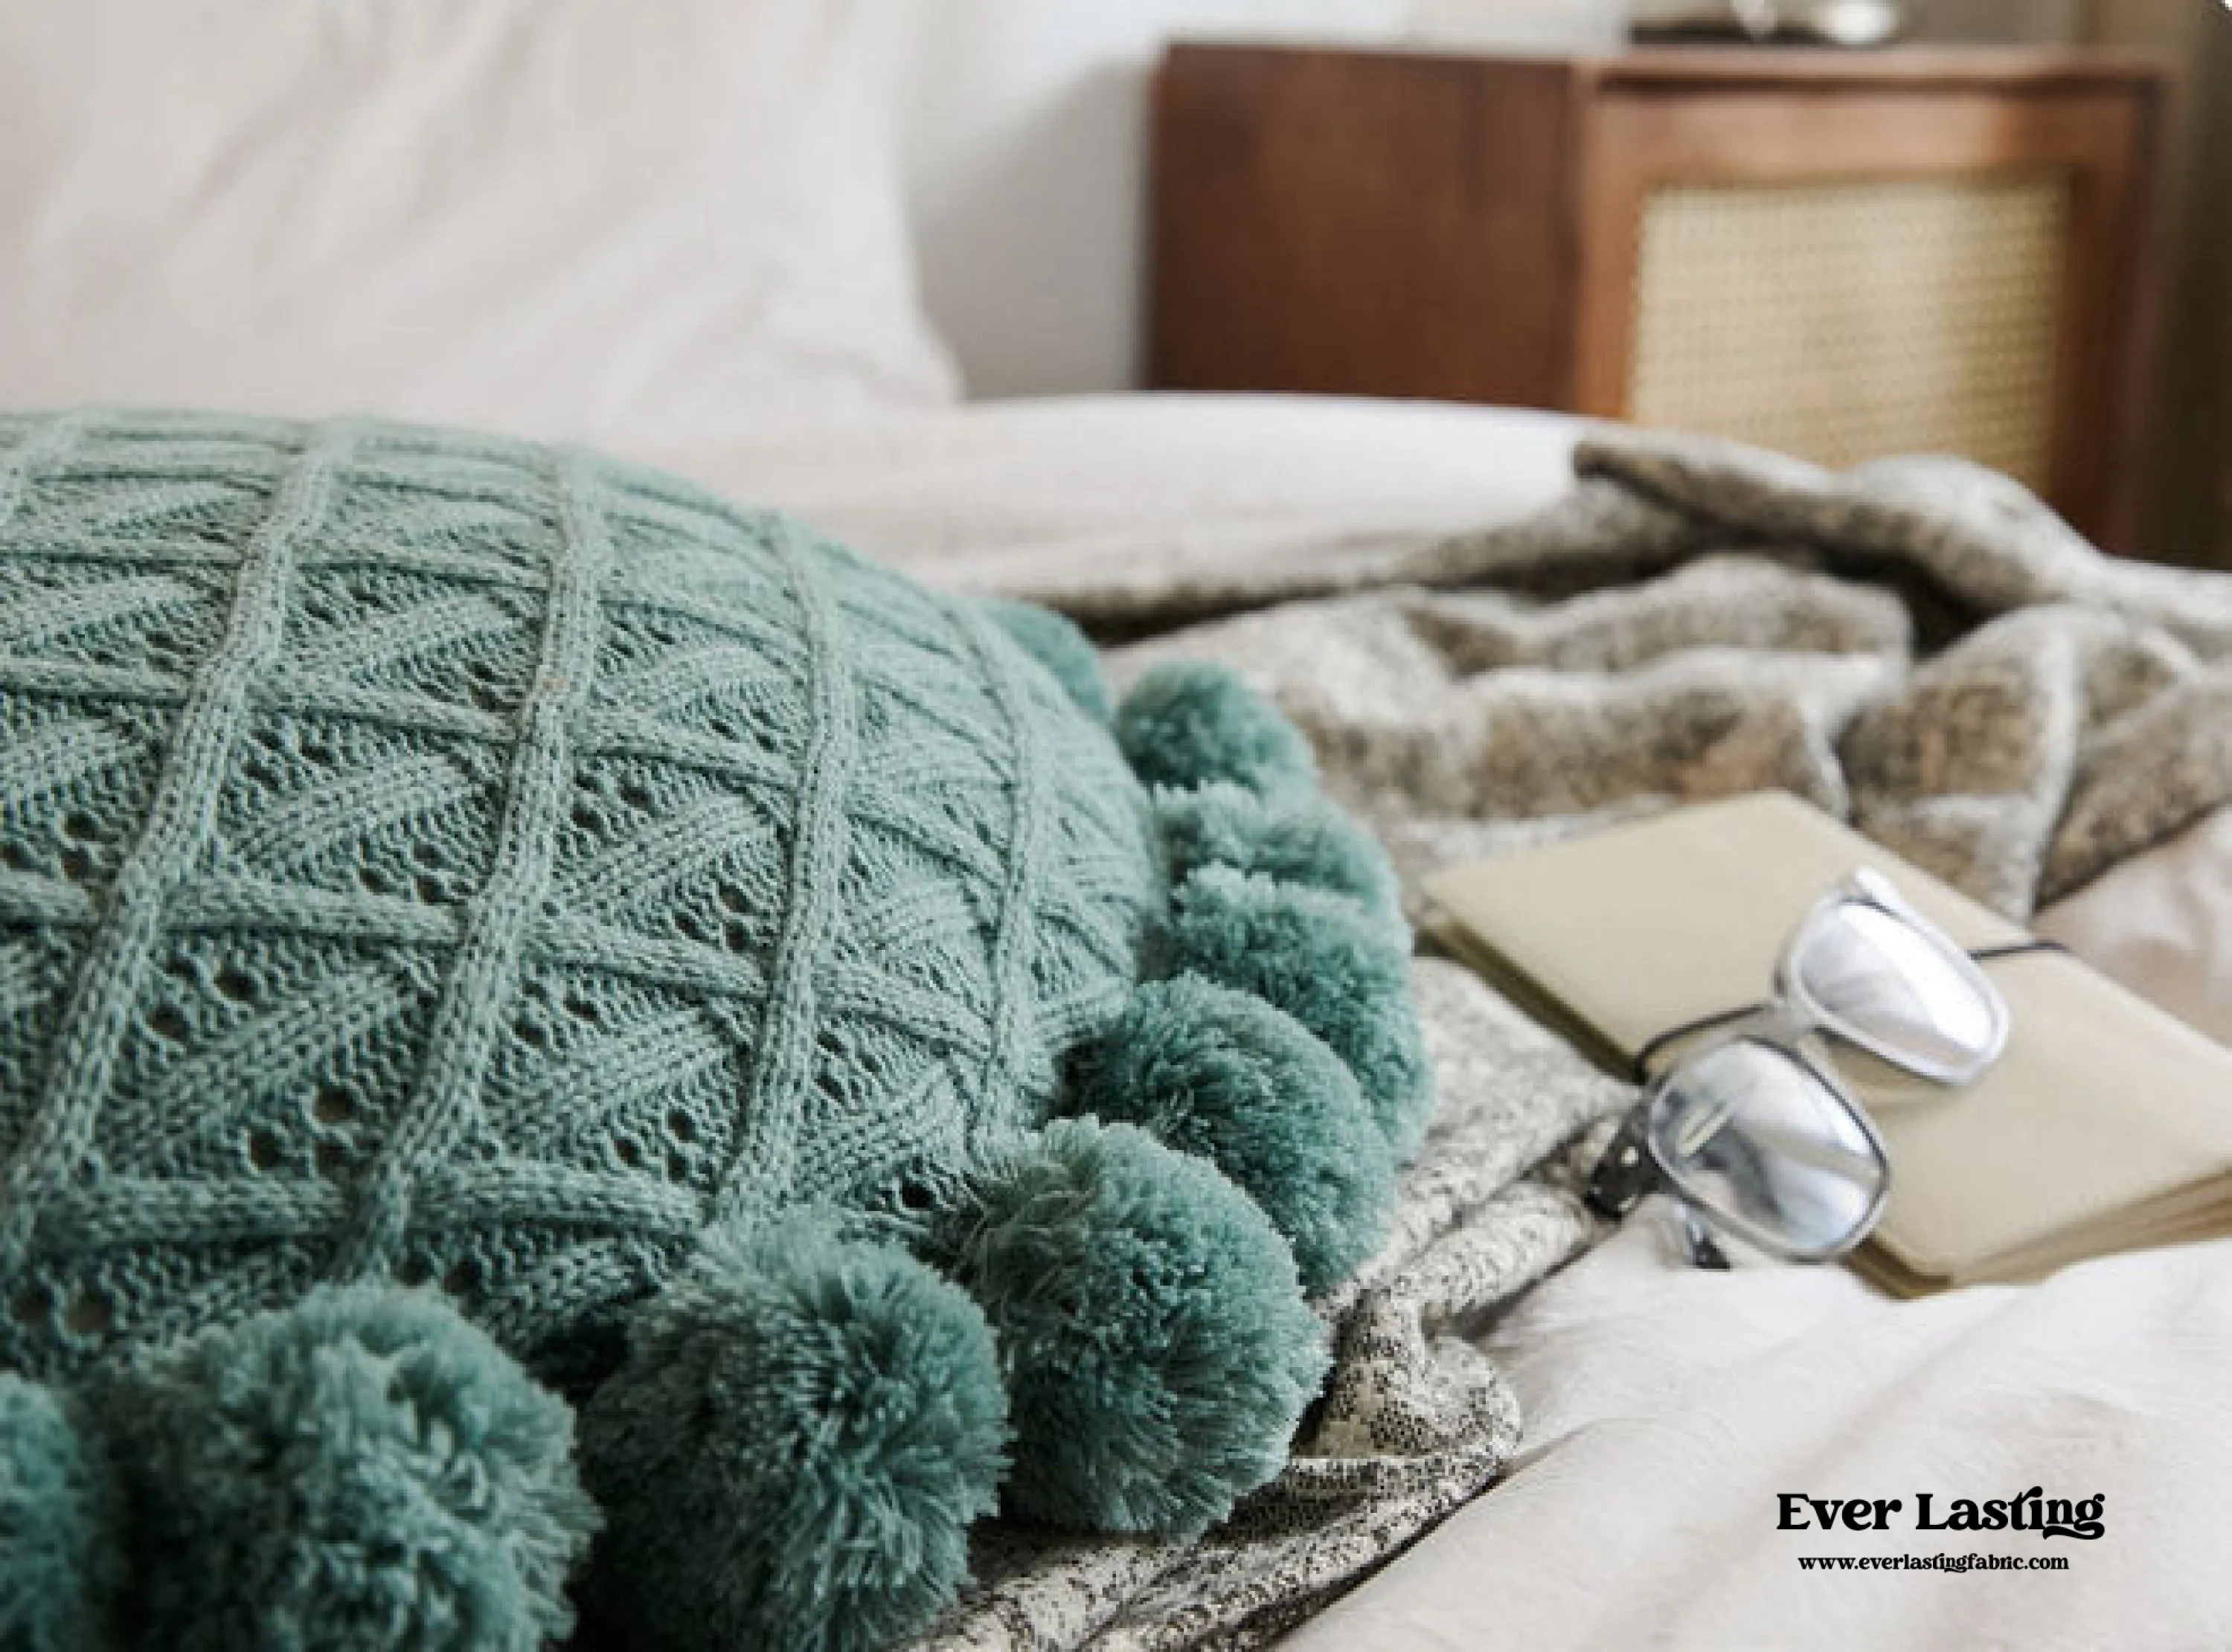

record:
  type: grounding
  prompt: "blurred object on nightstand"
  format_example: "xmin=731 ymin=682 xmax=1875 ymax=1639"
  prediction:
xmin=1151 ymin=44 xmax=2168 ymax=553
xmin=1629 ymin=1 xmax=1907 ymax=47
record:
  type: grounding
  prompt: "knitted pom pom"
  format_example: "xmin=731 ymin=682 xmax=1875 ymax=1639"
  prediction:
xmin=1115 ymin=661 xmax=1315 ymax=798
xmin=1069 ymin=977 xmax=1395 ymax=1295
xmin=1154 ymin=867 xmax=1433 ymax=1157
xmin=580 ymin=1214 xmax=1007 ymax=1652
xmin=0 ymin=1375 xmax=115 ymax=1652
xmin=981 ymin=596 xmax=1112 ymax=721
xmin=106 ymin=1285 xmax=595 ymax=1652
xmin=1155 ymin=782 xmax=1402 ymax=928
xmin=936 ymin=1117 xmax=1327 ymax=1535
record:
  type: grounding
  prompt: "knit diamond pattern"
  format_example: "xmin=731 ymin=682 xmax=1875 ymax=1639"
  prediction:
xmin=0 ymin=411 xmax=1156 ymax=1383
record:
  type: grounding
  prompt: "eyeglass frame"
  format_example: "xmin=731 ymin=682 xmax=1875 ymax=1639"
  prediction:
xmin=1584 ymin=866 xmax=2015 ymax=1265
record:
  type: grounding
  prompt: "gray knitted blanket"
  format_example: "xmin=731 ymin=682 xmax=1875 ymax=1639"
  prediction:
xmin=917 ymin=431 xmax=2232 ymax=1650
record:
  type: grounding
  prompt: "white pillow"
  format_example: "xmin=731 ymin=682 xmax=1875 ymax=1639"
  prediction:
xmin=0 ymin=0 xmax=958 ymax=447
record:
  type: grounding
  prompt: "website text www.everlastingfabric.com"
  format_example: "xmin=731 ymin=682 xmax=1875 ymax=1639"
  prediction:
xmin=1797 ymin=1555 xmax=2072 ymax=1574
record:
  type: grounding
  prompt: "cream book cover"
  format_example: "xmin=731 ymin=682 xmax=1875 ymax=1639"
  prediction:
xmin=1422 ymin=791 xmax=2232 ymax=1293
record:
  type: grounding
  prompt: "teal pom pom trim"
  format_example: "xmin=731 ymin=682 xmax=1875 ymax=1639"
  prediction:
xmin=106 ymin=1285 xmax=596 ymax=1652
xmin=1115 ymin=661 xmax=1315 ymax=798
xmin=1155 ymin=867 xmax=1433 ymax=1157
xmin=1155 ymin=782 xmax=1402 ymax=928
xmin=981 ymin=596 xmax=1112 ymax=721
xmin=935 ymin=1118 xmax=1327 ymax=1536
xmin=1070 ymin=976 xmax=1396 ymax=1294
xmin=580 ymin=1213 xmax=1007 ymax=1652
xmin=0 ymin=1376 xmax=114 ymax=1652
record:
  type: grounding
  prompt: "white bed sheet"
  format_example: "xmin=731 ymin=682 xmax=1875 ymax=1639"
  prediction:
xmin=645 ymin=392 xmax=2232 ymax=1652
xmin=624 ymin=390 xmax=1582 ymax=600
xmin=1290 ymin=1220 xmax=2232 ymax=1652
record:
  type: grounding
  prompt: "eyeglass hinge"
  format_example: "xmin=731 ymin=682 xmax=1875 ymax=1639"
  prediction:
xmin=1584 ymin=1112 xmax=1656 ymax=1218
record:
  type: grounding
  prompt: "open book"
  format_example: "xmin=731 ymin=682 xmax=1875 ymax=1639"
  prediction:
xmin=1421 ymin=791 xmax=2232 ymax=1294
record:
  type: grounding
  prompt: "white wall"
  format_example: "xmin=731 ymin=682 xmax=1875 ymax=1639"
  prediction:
xmin=888 ymin=1 xmax=1420 ymax=398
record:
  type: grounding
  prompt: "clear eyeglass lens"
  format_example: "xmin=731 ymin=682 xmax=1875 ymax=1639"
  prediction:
xmin=1792 ymin=901 xmax=1998 ymax=1072
xmin=1648 ymin=1039 xmax=1885 ymax=1258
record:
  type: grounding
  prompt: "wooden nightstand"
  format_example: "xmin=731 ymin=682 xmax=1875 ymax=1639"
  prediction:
xmin=1150 ymin=45 xmax=2167 ymax=550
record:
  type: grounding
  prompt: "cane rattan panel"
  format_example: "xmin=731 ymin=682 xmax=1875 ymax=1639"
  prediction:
xmin=1628 ymin=174 xmax=2070 ymax=487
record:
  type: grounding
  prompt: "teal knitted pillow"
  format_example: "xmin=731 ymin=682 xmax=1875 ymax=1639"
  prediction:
xmin=0 ymin=410 xmax=1430 ymax=1652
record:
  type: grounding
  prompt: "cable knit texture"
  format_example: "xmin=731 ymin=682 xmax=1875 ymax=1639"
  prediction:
xmin=0 ymin=410 xmax=1424 ymax=1651
xmin=0 ymin=408 xmax=1167 ymax=1378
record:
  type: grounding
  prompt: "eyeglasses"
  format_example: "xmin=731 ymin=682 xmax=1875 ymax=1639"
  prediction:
xmin=1585 ymin=867 xmax=2015 ymax=1268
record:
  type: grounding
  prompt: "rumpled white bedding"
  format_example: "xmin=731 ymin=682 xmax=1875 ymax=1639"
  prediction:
xmin=2038 ymin=805 xmax=2232 ymax=1050
xmin=652 ymin=393 xmax=2232 ymax=1651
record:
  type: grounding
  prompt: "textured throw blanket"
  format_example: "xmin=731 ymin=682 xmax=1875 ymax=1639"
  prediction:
xmin=914 ymin=431 xmax=2232 ymax=1650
